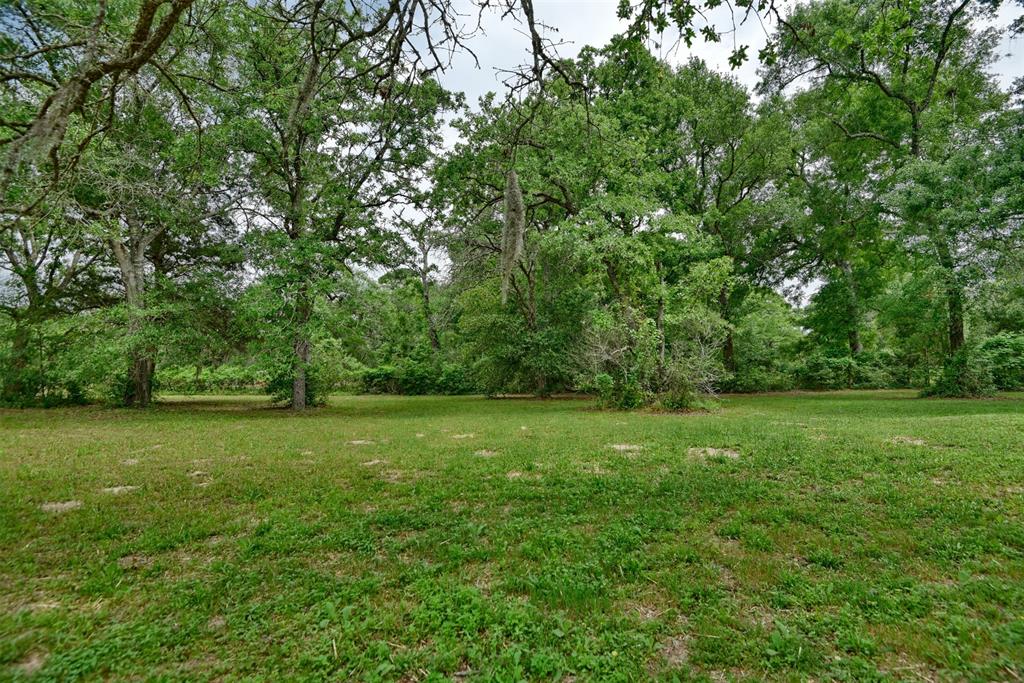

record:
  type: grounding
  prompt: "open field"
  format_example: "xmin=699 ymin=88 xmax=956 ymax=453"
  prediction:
xmin=2 ymin=392 xmax=1024 ymax=681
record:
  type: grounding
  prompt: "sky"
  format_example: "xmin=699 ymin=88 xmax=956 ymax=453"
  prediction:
xmin=435 ymin=0 xmax=1024 ymax=112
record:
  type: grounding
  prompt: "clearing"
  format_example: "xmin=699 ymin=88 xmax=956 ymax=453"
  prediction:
xmin=1 ymin=391 xmax=1023 ymax=681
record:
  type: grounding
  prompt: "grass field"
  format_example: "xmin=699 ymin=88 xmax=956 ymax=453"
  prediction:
xmin=2 ymin=392 xmax=1023 ymax=681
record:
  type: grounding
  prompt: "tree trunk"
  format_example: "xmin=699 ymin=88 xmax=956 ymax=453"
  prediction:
xmin=292 ymin=338 xmax=309 ymax=410
xmin=419 ymin=253 xmax=440 ymax=350
xmin=840 ymin=260 xmax=862 ymax=355
xmin=112 ymin=235 xmax=156 ymax=407
xmin=719 ymin=285 xmax=736 ymax=373
xmin=291 ymin=287 xmax=312 ymax=410
xmin=124 ymin=355 xmax=154 ymax=407
xmin=935 ymin=241 xmax=965 ymax=355
xmin=946 ymin=281 xmax=965 ymax=354
xmin=2 ymin=319 xmax=33 ymax=403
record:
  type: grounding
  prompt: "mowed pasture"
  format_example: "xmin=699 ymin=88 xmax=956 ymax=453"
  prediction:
xmin=2 ymin=392 xmax=1023 ymax=681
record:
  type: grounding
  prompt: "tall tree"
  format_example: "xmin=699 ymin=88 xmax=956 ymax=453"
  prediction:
xmin=765 ymin=0 xmax=1010 ymax=357
xmin=234 ymin=0 xmax=453 ymax=409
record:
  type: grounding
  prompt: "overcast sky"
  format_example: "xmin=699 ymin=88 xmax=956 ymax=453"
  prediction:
xmin=435 ymin=0 xmax=1024 ymax=111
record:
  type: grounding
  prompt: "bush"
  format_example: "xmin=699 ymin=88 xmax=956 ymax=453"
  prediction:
xmin=979 ymin=333 xmax=1024 ymax=390
xmin=157 ymin=364 xmax=269 ymax=394
xmin=728 ymin=366 xmax=796 ymax=393
xmin=358 ymin=359 xmax=479 ymax=395
xmin=921 ymin=347 xmax=996 ymax=398
xmin=592 ymin=372 xmax=647 ymax=409
xmin=795 ymin=354 xmax=856 ymax=390
xmin=359 ymin=364 xmax=401 ymax=394
xmin=793 ymin=351 xmax=902 ymax=391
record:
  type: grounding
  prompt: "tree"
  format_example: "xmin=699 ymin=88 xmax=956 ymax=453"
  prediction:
xmin=233 ymin=0 xmax=454 ymax=409
xmin=765 ymin=0 xmax=1009 ymax=358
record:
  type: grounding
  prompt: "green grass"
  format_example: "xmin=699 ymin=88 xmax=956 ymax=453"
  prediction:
xmin=2 ymin=391 xmax=1023 ymax=681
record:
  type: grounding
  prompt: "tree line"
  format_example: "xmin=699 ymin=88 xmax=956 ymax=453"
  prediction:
xmin=1 ymin=0 xmax=1022 ymax=409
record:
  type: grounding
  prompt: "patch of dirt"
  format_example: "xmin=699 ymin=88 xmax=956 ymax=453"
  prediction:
xmin=16 ymin=651 xmax=46 ymax=675
xmin=25 ymin=601 xmax=60 ymax=612
xmin=118 ymin=555 xmax=153 ymax=570
xmin=609 ymin=444 xmax=642 ymax=452
xmin=207 ymin=615 xmax=227 ymax=631
xmin=747 ymin=607 xmax=776 ymax=630
xmin=101 ymin=485 xmax=139 ymax=495
xmin=348 ymin=439 xmax=375 ymax=445
xmin=188 ymin=470 xmax=207 ymax=478
xmin=474 ymin=449 xmax=498 ymax=457
xmin=415 ymin=433 xmax=426 ymax=438
xmin=661 ymin=635 xmax=690 ymax=666
xmin=382 ymin=470 xmax=404 ymax=483
xmin=716 ymin=562 xmax=739 ymax=591
xmin=711 ymin=535 xmax=742 ymax=556
xmin=361 ymin=459 xmax=386 ymax=466
xmin=506 ymin=471 xmax=540 ymax=481
xmin=891 ymin=436 xmax=926 ymax=446
xmin=582 ymin=463 xmax=610 ymax=475
xmin=689 ymin=447 xmax=740 ymax=460
xmin=624 ymin=600 xmax=666 ymax=622
xmin=647 ymin=635 xmax=689 ymax=675
xmin=452 ymin=433 xmax=476 ymax=439
xmin=195 ymin=481 xmax=211 ymax=488
xmin=40 ymin=500 xmax=82 ymax=513
xmin=122 ymin=458 xmax=140 ymax=466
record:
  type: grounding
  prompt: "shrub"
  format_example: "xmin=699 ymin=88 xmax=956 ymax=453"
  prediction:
xmin=792 ymin=351 xmax=902 ymax=391
xmin=359 ymin=364 xmax=401 ymax=394
xmin=979 ymin=333 xmax=1024 ymax=390
xmin=157 ymin=364 xmax=269 ymax=394
xmin=593 ymin=373 xmax=647 ymax=409
xmin=728 ymin=366 xmax=796 ymax=393
xmin=921 ymin=347 xmax=996 ymax=398
xmin=358 ymin=359 xmax=479 ymax=395
xmin=795 ymin=353 xmax=856 ymax=390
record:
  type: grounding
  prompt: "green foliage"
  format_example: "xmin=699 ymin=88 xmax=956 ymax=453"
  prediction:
xmin=266 ymin=365 xmax=329 ymax=407
xmin=793 ymin=350 xmax=902 ymax=391
xmin=358 ymin=359 xmax=478 ymax=396
xmin=727 ymin=292 xmax=802 ymax=392
xmin=922 ymin=347 xmax=997 ymax=398
xmin=156 ymin=365 xmax=269 ymax=394
xmin=2 ymin=0 xmax=1021 ymax=411
xmin=979 ymin=333 xmax=1024 ymax=390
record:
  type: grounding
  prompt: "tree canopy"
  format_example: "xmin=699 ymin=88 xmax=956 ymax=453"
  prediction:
xmin=2 ymin=0 xmax=1022 ymax=407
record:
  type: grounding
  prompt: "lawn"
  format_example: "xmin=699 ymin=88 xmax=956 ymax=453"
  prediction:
xmin=1 ymin=392 xmax=1023 ymax=681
